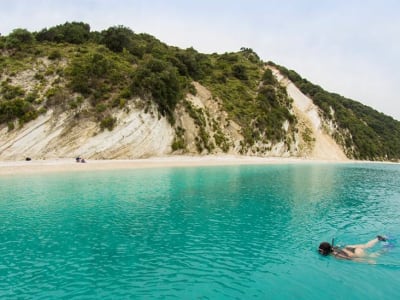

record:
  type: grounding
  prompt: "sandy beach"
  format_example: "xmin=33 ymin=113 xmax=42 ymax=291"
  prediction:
xmin=0 ymin=155 xmax=345 ymax=176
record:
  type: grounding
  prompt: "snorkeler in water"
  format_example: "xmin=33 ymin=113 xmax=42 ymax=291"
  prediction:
xmin=318 ymin=235 xmax=387 ymax=259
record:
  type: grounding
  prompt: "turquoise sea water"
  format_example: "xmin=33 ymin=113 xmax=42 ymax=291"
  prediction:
xmin=1 ymin=163 xmax=400 ymax=299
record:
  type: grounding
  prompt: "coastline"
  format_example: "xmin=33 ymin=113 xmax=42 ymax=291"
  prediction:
xmin=0 ymin=155 xmax=356 ymax=176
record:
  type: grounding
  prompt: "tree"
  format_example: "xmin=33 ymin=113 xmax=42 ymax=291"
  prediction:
xmin=60 ymin=22 xmax=90 ymax=44
xmin=262 ymin=69 xmax=276 ymax=85
xmin=174 ymin=47 xmax=211 ymax=80
xmin=101 ymin=26 xmax=134 ymax=52
xmin=232 ymin=64 xmax=248 ymax=80
xmin=131 ymin=58 xmax=182 ymax=122
xmin=0 ymin=34 xmax=5 ymax=49
xmin=240 ymin=47 xmax=260 ymax=63
xmin=35 ymin=22 xmax=90 ymax=44
xmin=5 ymin=28 xmax=34 ymax=49
xmin=67 ymin=50 xmax=114 ymax=95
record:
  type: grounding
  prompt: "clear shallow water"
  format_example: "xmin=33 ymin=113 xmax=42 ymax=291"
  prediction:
xmin=1 ymin=163 xmax=400 ymax=299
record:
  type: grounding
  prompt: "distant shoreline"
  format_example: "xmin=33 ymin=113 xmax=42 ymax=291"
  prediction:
xmin=0 ymin=155 xmax=395 ymax=176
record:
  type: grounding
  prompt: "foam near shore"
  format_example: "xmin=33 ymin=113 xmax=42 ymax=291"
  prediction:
xmin=0 ymin=155 xmax=349 ymax=176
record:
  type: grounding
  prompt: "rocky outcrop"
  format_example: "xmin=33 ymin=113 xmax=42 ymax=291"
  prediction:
xmin=0 ymin=71 xmax=347 ymax=161
xmin=0 ymin=103 xmax=174 ymax=160
xmin=271 ymin=67 xmax=347 ymax=160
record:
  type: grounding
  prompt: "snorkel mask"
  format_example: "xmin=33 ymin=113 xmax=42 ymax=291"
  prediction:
xmin=318 ymin=238 xmax=334 ymax=256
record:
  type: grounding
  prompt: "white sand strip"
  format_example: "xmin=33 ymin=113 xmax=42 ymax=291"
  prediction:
xmin=0 ymin=155 xmax=349 ymax=176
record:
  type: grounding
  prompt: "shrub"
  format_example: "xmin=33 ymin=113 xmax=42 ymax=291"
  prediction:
xmin=34 ymin=73 xmax=45 ymax=81
xmin=1 ymin=82 xmax=25 ymax=100
xmin=0 ymin=36 xmax=5 ymax=49
xmin=174 ymin=48 xmax=212 ymax=80
xmin=5 ymin=28 xmax=34 ymax=50
xmin=25 ymin=91 xmax=38 ymax=103
xmin=172 ymin=126 xmax=186 ymax=151
xmin=214 ymin=130 xmax=230 ymax=152
xmin=48 ymin=49 xmax=62 ymax=60
xmin=101 ymin=25 xmax=134 ymax=52
xmin=171 ymin=136 xmax=185 ymax=151
xmin=118 ymin=88 xmax=132 ymax=99
xmin=36 ymin=22 xmax=90 ymax=44
xmin=0 ymin=98 xmax=34 ymax=123
xmin=7 ymin=121 xmax=15 ymax=131
xmin=131 ymin=58 xmax=183 ymax=123
xmin=188 ymin=83 xmax=197 ymax=95
xmin=67 ymin=50 xmax=114 ymax=95
xmin=45 ymin=88 xmax=68 ymax=107
xmin=100 ymin=115 xmax=116 ymax=131
xmin=112 ymin=97 xmax=126 ymax=108
xmin=262 ymin=69 xmax=276 ymax=85
xmin=240 ymin=47 xmax=261 ymax=63
xmin=232 ymin=64 xmax=248 ymax=80
xmin=96 ymin=103 xmax=107 ymax=113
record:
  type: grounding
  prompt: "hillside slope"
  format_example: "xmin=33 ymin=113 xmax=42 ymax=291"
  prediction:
xmin=270 ymin=67 xmax=347 ymax=160
xmin=0 ymin=69 xmax=346 ymax=161
xmin=272 ymin=63 xmax=400 ymax=160
xmin=0 ymin=23 xmax=399 ymax=161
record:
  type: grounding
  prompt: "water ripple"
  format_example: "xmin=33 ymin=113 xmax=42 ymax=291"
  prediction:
xmin=1 ymin=164 xmax=400 ymax=298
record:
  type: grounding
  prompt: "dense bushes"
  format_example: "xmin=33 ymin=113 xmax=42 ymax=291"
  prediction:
xmin=1 ymin=82 xmax=25 ymax=100
xmin=262 ymin=69 xmax=276 ymax=85
xmin=4 ymin=28 xmax=34 ymax=50
xmin=67 ymin=46 xmax=130 ymax=96
xmin=200 ymin=53 xmax=295 ymax=149
xmin=246 ymin=75 xmax=294 ymax=144
xmin=100 ymin=26 xmax=135 ymax=53
xmin=48 ymin=49 xmax=62 ymax=60
xmin=131 ymin=58 xmax=184 ymax=123
xmin=0 ymin=98 xmax=29 ymax=122
xmin=0 ymin=78 xmax=49 ymax=127
xmin=36 ymin=22 xmax=91 ymax=44
xmin=100 ymin=115 xmax=117 ymax=131
xmin=172 ymin=48 xmax=212 ymax=80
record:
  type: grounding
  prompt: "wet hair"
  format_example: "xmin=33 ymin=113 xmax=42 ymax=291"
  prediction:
xmin=319 ymin=242 xmax=332 ymax=256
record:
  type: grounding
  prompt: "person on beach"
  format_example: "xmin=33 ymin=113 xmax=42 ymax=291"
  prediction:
xmin=318 ymin=235 xmax=387 ymax=260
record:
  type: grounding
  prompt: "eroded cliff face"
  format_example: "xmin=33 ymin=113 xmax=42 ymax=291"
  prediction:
xmin=0 ymin=103 xmax=174 ymax=160
xmin=0 ymin=71 xmax=347 ymax=161
xmin=270 ymin=67 xmax=348 ymax=160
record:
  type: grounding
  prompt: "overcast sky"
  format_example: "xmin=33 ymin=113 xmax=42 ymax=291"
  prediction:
xmin=1 ymin=0 xmax=399 ymax=120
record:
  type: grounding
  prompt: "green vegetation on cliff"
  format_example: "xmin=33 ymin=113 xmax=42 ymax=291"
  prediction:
xmin=199 ymin=50 xmax=296 ymax=150
xmin=272 ymin=63 xmax=400 ymax=160
xmin=1 ymin=22 xmax=399 ymax=160
xmin=1 ymin=22 xmax=294 ymax=148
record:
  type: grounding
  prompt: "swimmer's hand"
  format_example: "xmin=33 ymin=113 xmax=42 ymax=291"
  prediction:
xmin=377 ymin=235 xmax=387 ymax=242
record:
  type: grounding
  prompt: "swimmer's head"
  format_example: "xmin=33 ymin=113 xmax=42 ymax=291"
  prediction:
xmin=318 ymin=242 xmax=332 ymax=256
